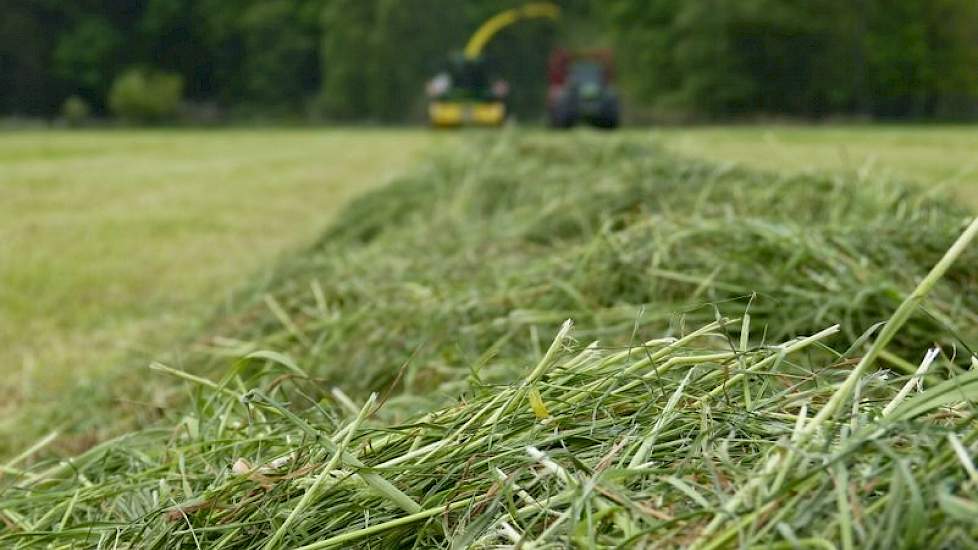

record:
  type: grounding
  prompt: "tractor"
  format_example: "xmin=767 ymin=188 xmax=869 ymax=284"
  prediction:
xmin=547 ymin=48 xmax=620 ymax=129
xmin=426 ymin=3 xmax=560 ymax=128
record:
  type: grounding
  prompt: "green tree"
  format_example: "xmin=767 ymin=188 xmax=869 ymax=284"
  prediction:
xmin=139 ymin=0 xmax=216 ymax=101
xmin=53 ymin=17 xmax=123 ymax=102
xmin=320 ymin=0 xmax=469 ymax=121
xmin=239 ymin=0 xmax=321 ymax=111
xmin=0 ymin=0 xmax=63 ymax=115
xmin=603 ymin=0 xmax=978 ymax=119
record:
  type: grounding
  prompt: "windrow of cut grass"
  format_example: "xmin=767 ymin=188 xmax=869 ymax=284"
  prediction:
xmin=192 ymin=132 xmax=978 ymax=404
xmin=2 ymin=132 xmax=977 ymax=548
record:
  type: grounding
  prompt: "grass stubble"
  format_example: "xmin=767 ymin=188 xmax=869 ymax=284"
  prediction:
xmin=1 ymin=133 xmax=977 ymax=548
xmin=0 ymin=128 xmax=434 ymax=428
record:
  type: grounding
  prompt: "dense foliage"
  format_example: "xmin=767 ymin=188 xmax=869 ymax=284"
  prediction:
xmin=2 ymin=0 xmax=978 ymax=121
xmin=605 ymin=0 xmax=978 ymax=119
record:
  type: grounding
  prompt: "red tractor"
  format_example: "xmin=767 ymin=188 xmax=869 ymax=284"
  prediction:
xmin=547 ymin=49 xmax=620 ymax=129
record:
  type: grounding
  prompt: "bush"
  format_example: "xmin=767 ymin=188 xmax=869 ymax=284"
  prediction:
xmin=60 ymin=95 xmax=91 ymax=126
xmin=108 ymin=68 xmax=183 ymax=123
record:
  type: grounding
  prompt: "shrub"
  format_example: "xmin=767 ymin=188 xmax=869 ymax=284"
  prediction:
xmin=108 ymin=68 xmax=183 ymax=124
xmin=60 ymin=95 xmax=91 ymax=126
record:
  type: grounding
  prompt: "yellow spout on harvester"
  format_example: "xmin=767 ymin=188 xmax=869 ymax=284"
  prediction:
xmin=463 ymin=3 xmax=561 ymax=60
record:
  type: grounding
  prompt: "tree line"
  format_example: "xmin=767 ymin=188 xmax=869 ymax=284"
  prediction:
xmin=606 ymin=0 xmax=978 ymax=119
xmin=3 ymin=0 xmax=978 ymax=123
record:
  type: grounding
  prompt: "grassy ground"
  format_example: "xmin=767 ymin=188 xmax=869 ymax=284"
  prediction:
xmin=0 ymin=129 xmax=436 ymax=410
xmin=2 ymin=132 xmax=975 ymax=547
xmin=2 ymin=124 xmax=975 ymax=444
xmin=652 ymin=125 xmax=978 ymax=207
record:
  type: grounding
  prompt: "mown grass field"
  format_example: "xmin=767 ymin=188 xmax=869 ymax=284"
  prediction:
xmin=0 ymin=129 xmax=437 ymax=412
xmin=654 ymin=125 xmax=978 ymax=207
xmin=2 ymin=125 xmax=975 ymax=433
xmin=1 ymin=129 xmax=976 ymax=548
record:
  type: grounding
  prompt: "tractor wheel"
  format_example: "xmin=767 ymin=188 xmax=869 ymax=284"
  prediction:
xmin=592 ymin=96 xmax=620 ymax=129
xmin=549 ymin=96 xmax=577 ymax=129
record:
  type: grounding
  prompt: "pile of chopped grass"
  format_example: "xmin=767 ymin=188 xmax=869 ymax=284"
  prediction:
xmin=183 ymin=132 xmax=977 ymax=409
xmin=2 ymin=132 xmax=977 ymax=547
xmin=13 ymin=133 xmax=978 ymax=446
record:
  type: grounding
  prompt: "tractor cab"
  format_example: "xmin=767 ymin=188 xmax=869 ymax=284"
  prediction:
xmin=547 ymin=49 xmax=620 ymax=128
xmin=568 ymin=61 xmax=606 ymax=99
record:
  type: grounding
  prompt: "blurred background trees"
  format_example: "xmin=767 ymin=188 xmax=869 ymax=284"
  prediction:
xmin=606 ymin=0 xmax=978 ymax=119
xmin=2 ymin=0 xmax=977 ymax=123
